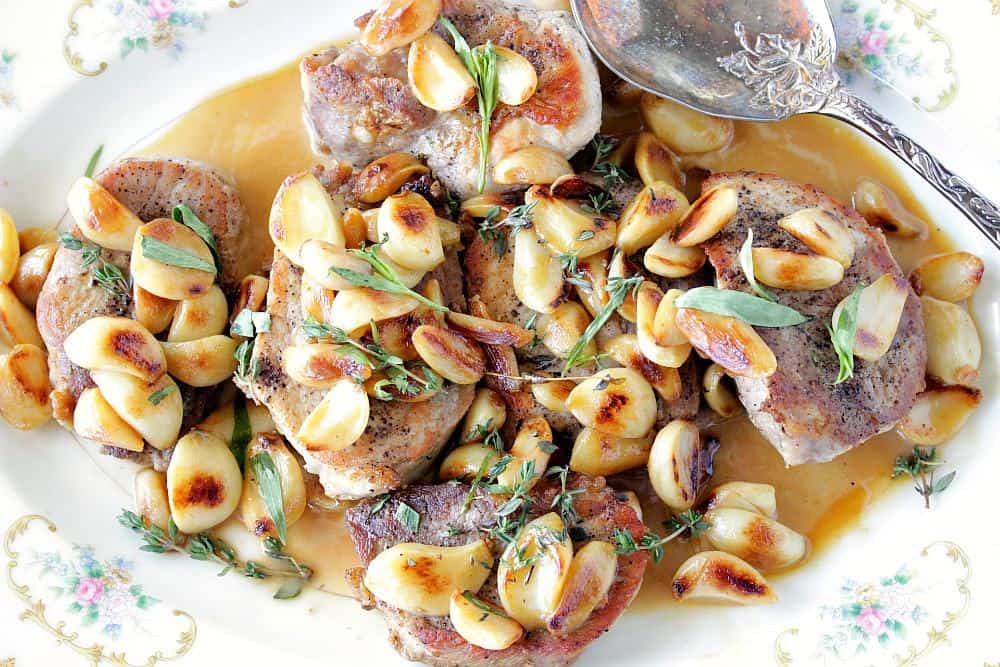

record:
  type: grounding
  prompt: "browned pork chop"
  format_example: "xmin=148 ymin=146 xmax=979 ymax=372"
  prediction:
xmin=36 ymin=157 xmax=252 ymax=467
xmin=301 ymin=0 xmax=602 ymax=198
xmin=346 ymin=475 xmax=648 ymax=667
xmin=700 ymin=172 xmax=926 ymax=465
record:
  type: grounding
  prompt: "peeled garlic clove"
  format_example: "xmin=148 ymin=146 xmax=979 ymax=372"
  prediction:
xmin=607 ymin=251 xmax=639 ymax=322
xmin=460 ymin=387 xmax=507 ymax=443
xmin=64 ymin=316 xmax=166 ymax=381
xmin=66 ymin=177 xmax=143 ymax=251
xmin=360 ymin=0 xmax=442 ymax=57
xmin=569 ymin=427 xmax=652 ymax=477
xmin=850 ymin=273 xmax=908 ymax=362
xmin=354 ymin=152 xmax=430 ymax=205
xmin=195 ymin=400 xmax=275 ymax=445
xmin=230 ymin=275 xmax=270 ymax=322
xmin=547 ymin=541 xmax=617 ymax=636
xmin=0 ymin=283 xmax=45 ymax=349
xmin=644 ymin=235 xmax=706 ymax=278
xmin=640 ymin=93 xmax=734 ymax=154
xmin=497 ymin=513 xmax=573 ymax=630
xmin=921 ymin=295 xmax=981 ymax=385
xmin=161 ymin=335 xmax=238 ymax=387
xmin=675 ymin=308 xmax=777 ymax=378
xmin=408 ymin=32 xmax=476 ymax=112
xmin=634 ymin=132 xmax=683 ymax=189
xmin=513 ymin=227 xmax=565 ymax=314
xmin=446 ymin=311 xmax=533 ymax=348
xmin=91 ymin=370 xmax=182 ymax=450
xmin=751 ymin=248 xmax=844 ymax=291
xmin=651 ymin=288 xmax=688 ymax=347
xmin=365 ymin=539 xmax=494 ymax=616
xmin=636 ymin=281 xmax=691 ymax=368
xmin=898 ymin=384 xmax=982 ymax=445
xmin=343 ymin=207 xmax=368 ymax=249
xmin=167 ymin=430 xmax=242 ymax=534
xmin=134 ymin=285 xmax=176 ymax=336
xmin=330 ymin=287 xmax=419 ymax=335
xmin=167 ymin=285 xmax=228 ymax=342
xmin=603 ymin=332 xmax=682 ymax=402
xmin=702 ymin=508 xmax=809 ymax=572
xmin=703 ymin=481 xmax=777 ymax=519
xmin=133 ymin=468 xmax=171 ymax=532
xmin=0 ymin=208 xmax=19 ymax=283
xmin=18 ymin=226 xmax=58 ymax=254
xmin=377 ymin=192 xmax=444 ymax=272
xmin=240 ymin=433 xmax=307 ymax=539
xmin=525 ymin=185 xmax=617 ymax=257
xmin=12 ymin=242 xmax=57 ymax=308
xmin=283 ymin=343 xmax=371 ymax=389
xmin=702 ymin=363 xmax=742 ymax=418
xmin=909 ymin=251 xmax=984 ymax=303
xmin=0 ymin=343 xmax=52 ymax=430
xmin=487 ymin=45 xmax=538 ymax=106
xmin=299 ymin=275 xmax=336 ymax=325
xmin=297 ymin=377 xmax=370 ymax=452
xmin=494 ymin=146 xmax=573 ymax=186
xmin=671 ymin=185 xmax=738 ymax=247
xmin=617 ymin=182 xmax=689 ymax=254
xmin=497 ymin=415 xmax=553 ymax=491
xmin=131 ymin=218 xmax=217 ymax=300
xmin=648 ymin=419 xmax=711 ymax=511
xmin=412 ymin=324 xmax=485 ymax=385
xmin=299 ymin=239 xmax=373 ymax=291
xmin=777 ymin=208 xmax=855 ymax=269
xmin=575 ymin=250 xmax=610 ymax=317
xmin=672 ymin=551 xmax=776 ymax=604
xmin=450 ymin=590 xmax=525 ymax=650
xmin=74 ymin=386 xmax=144 ymax=452
xmin=853 ymin=179 xmax=927 ymax=238
xmin=269 ymin=171 xmax=345 ymax=263
xmin=368 ymin=307 xmax=437 ymax=362
xmin=531 ymin=379 xmax=575 ymax=414
xmin=438 ymin=442 xmax=500 ymax=482
xmin=541 ymin=301 xmax=595 ymax=359
xmin=567 ymin=368 xmax=657 ymax=439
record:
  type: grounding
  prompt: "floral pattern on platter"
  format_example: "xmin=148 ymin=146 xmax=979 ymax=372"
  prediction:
xmin=775 ymin=541 xmax=971 ymax=666
xmin=0 ymin=49 xmax=15 ymax=109
xmin=831 ymin=0 xmax=957 ymax=111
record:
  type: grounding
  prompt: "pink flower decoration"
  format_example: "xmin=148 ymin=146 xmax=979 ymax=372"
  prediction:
xmin=148 ymin=0 xmax=176 ymax=20
xmin=859 ymin=29 xmax=889 ymax=56
xmin=75 ymin=577 xmax=104 ymax=604
xmin=857 ymin=606 xmax=887 ymax=636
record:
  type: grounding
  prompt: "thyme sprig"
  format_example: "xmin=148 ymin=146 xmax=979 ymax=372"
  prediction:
xmin=563 ymin=274 xmax=644 ymax=373
xmin=892 ymin=446 xmax=956 ymax=509
xmin=475 ymin=202 xmax=536 ymax=256
xmin=612 ymin=510 xmax=709 ymax=564
xmin=334 ymin=237 xmax=448 ymax=312
xmin=589 ymin=135 xmax=617 ymax=169
xmin=117 ymin=510 xmax=312 ymax=599
xmin=580 ymin=190 xmax=618 ymax=217
xmin=546 ymin=465 xmax=582 ymax=528
xmin=592 ymin=161 xmax=631 ymax=189
xmin=60 ymin=233 xmax=129 ymax=298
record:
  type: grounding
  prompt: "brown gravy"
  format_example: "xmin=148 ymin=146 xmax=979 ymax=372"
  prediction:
xmin=137 ymin=59 xmax=954 ymax=604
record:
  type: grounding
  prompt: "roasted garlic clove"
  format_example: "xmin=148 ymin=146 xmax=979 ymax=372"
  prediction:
xmin=446 ymin=311 xmax=533 ymax=348
xmin=0 ymin=283 xmax=45 ymax=349
xmin=408 ymin=33 xmax=476 ymax=112
xmin=575 ymin=250 xmax=611 ymax=317
xmin=459 ymin=387 xmax=507 ymax=443
xmin=541 ymin=301 xmax=595 ymax=359
xmin=777 ymin=208 xmax=855 ymax=269
xmin=531 ymin=379 xmax=575 ymax=413
xmin=675 ymin=308 xmax=777 ymax=378
xmin=569 ymin=427 xmax=652 ymax=477
xmin=702 ymin=363 xmax=742 ymax=418
xmin=567 ymin=368 xmax=657 ymax=439
xmin=131 ymin=218 xmax=216 ymax=300
xmin=853 ymin=179 xmax=927 ymax=238
xmin=703 ymin=481 xmax=777 ymax=518
xmin=134 ymin=285 xmax=176 ymax=336
xmin=0 ymin=343 xmax=52 ymax=430
xmin=63 ymin=316 xmax=166 ymax=381
xmin=648 ymin=419 xmax=714 ymax=511
xmin=616 ymin=181 xmax=689 ymax=254
xmin=167 ymin=431 xmax=242 ymax=533
xmin=167 ymin=285 xmax=229 ymax=342
xmin=751 ymin=248 xmax=844 ymax=291
xmin=494 ymin=146 xmax=573 ymax=186
xmin=377 ymin=192 xmax=444 ymax=272
xmin=17 ymin=226 xmax=58 ymax=254
xmin=268 ymin=170 xmax=345 ymax=263
xmin=921 ymin=295 xmax=981 ymax=385
xmin=450 ymin=591 xmax=525 ymax=650
xmin=909 ymin=251 xmax=984 ymax=303
xmin=547 ymin=540 xmax=618 ymax=636
xmin=702 ymin=508 xmax=809 ymax=572
xmin=330 ymin=287 xmax=419 ymax=335
xmin=636 ymin=281 xmax=691 ymax=368
xmin=195 ymin=400 xmax=276 ymax=445
xmin=634 ymin=132 xmax=683 ymax=189
xmin=850 ymin=273 xmax=908 ymax=362
xmin=438 ymin=442 xmax=500 ymax=482
xmin=360 ymin=0 xmax=442 ymax=57
xmin=133 ymin=468 xmax=172 ymax=532
xmin=643 ymin=235 xmax=707 ymax=278
xmin=240 ymin=433 xmax=307 ymax=539
xmin=602 ymin=333 xmax=682 ymax=401
xmin=497 ymin=415 xmax=554 ymax=491
xmin=283 ymin=343 xmax=371 ymax=389
xmin=0 ymin=208 xmax=20 ymax=283
xmin=639 ymin=93 xmax=734 ymax=154
xmin=497 ymin=513 xmax=573 ymax=630
xmin=74 ymin=386 xmax=144 ymax=452
xmin=66 ymin=177 xmax=143 ymax=251
xmin=898 ymin=384 xmax=982 ymax=445
xmin=11 ymin=242 xmax=57 ymax=309
xmin=299 ymin=239 xmax=374 ymax=291
xmin=672 ymin=551 xmax=776 ymax=604
xmin=297 ymin=378 xmax=370 ymax=452
xmin=671 ymin=185 xmax=738 ymax=247
xmin=525 ymin=185 xmax=617 ymax=257
xmin=412 ymin=324 xmax=485 ymax=384
xmin=161 ymin=336 xmax=238 ymax=387
xmin=489 ymin=45 xmax=538 ymax=106
xmin=90 ymin=370 xmax=182 ymax=450
xmin=513 ymin=227 xmax=566 ymax=314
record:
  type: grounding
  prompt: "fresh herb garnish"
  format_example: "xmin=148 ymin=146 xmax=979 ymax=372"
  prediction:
xmin=118 ymin=510 xmax=311 ymax=599
xmin=892 ymin=446 xmax=955 ymax=509
xmin=233 ymin=339 xmax=257 ymax=381
xmin=370 ymin=494 xmax=391 ymax=515
xmin=147 ymin=385 xmax=175 ymax=406
xmin=231 ymin=395 xmax=252 ymax=468
xmin=60 ymin=233 xmax=130 ymax=298
xmin=612 ymin=509 xmax=711 ymax=564
xmin=675 ymin=286 xmax=809 ymax=327
xmin=250 ymin=451 xmax=288 ymax=544
xmin=84 ymin=144 xmax=104 ymax=178
xmin=580 ymin=191 xmax=617 ymax=216
xmin=333 ymin=237 xmax=447 ymax=312
xmin=485 ymin=459 xmax=537 ymax=545
xmin=172 ymin=204 xmax=222 ymax=273
xmin=546 ymin=465 xmax=582 ymax=527
xmin=461 ymin=452 xmax=503 ymax=513
xmin=462 ymin=590 xmax=509 ymax=619
xmin=828 ymin=284 xmax=865 ymax=385
xmin=475 ymin=202 xmax=536 ymax=256
xmin=663 ymin=509 xmax=710 ymax=538
xmin=140 ymin=235 xmax=217 ymax=275
xmin=231 ymin=308 xmax=271 ymax=338
xmin=589 ymin=135 xmax=617 ymax=169
xmin=739 ymin=229 xmax=777 ymax=302
xmin=559 ymin=251 xmax=591 ymax=290
xmin=592 ymin=161 xmax=631 ymax=189
xmin=395 ymin=501 xmax=422 ymax=533
xmin=440 ymin=17 xmax=499 ymax=193
xmin=563 ymin=274 xmax=644 ymax=372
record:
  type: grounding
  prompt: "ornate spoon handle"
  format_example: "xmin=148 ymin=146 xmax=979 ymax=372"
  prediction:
xmin=821 ymin=88 xmax=1000 ymax=250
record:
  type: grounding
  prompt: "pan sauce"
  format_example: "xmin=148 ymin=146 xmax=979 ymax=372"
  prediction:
xmin=139 ymin=59 xmax=955 ymax=603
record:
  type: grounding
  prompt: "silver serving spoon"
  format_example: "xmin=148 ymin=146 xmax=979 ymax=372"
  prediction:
xmin=570 ymin=0 xmax=1000 ymax=249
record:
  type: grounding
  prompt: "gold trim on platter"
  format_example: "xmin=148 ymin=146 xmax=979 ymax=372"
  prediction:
xmin=893 ymin=0 xmax=958 ymax=111
xmin=63 ymin=0 xmax=107 ymax=77
xmin=4 ymin=514 xmax=197 ymax=667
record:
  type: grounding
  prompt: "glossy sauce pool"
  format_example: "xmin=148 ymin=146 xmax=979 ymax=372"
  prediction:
xmin=137 ymin=60 xmax=954 ymax=602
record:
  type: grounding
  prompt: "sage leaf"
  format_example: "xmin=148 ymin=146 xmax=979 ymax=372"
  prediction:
xmin=172 ymin=204 xmax=222 ymax=273
xmin=140 ymin=235 xmax=216 ymax=275
xmin=828 ymin=284 xmax=865 ymax=385
xmin=675 ymin=287 xmax=808 ymax=327
xmin=231 ymin=395 xmax=252 ymax=468
xmin=84 ymin=144 xmax=104 ymax=178
xmin=395 ymin=501 xmax=421 ymax=533
xmin=250 ymin=451 xmax=287 ymax=544
xmin=739 ymin=229 xmax=777 ymax=302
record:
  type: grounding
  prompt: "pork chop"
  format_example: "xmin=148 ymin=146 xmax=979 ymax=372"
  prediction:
xmin=700 ymin=171 xmax=926 ymax=465
xmin=36 ymin=157 xmax=252 ymax=467
xmin=346 ymin=475 xmax=649 ymax=667
xmin=301 ymin=0 xmax=602 ymax=198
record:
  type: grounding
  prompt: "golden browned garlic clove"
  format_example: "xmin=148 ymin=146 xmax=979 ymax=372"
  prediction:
xmin=330 ymin=287 xmax=419 ymax=335
xmin=488 ymin=45 xmax=538 ymax=106
xmin=412 ymin=324 xmax=485 ymax=385
xmin=512 ymin=227 xmax=565 ymax=314
xmin=648 ymin=419 xmax=710 ymax=511
xmin=90 ymin=370 xmax=182 ymax=450
xmin=634 ymin=132 xmax=683 ymax=189
xmin=531 ymin=379 xmax=576 ymax=413
xmin=460 ymin=387 xmax=507 ymax=443
xmin=898 ymin=384 xmax=982 ymax=445
xmin=269 ymin=171 xmax=345 ymax=263
xmin=360 ymin=0 xmax=442 ymax=57
xmin=18 ymin=226 xmax=58 ymax=254
xmin=643 ymin=235 xmax=706 ymax=278
xmin=751 ymin=248 xmax=845 ymax=291
xmin=66 ymin=177 xmax=143 ymax=252
xmin=167 ymin=430 xmax=242 ymax=533
xmin=0 ymin=343 xmax=51 ymax=430
xmin=450 ymin=590 xmax=525 ymax=650
xmin=702 ymin=363 xmax=742 ymax=418
xmin=921 ymin=295 xmax=981 ymax=385
xmin=74 ymin=386 xmax=144 ymax=452
xmin=703 ymin=481 xmax=777 ymax=518
xmin=494 ymin=146 xmax=573 ymax=186
xmin=525 ymin=185 xmax=617 ymax=257
xmin=131 ymin=219 xmax=216 ymax=300
xmin=11 ymin=242 xmax=57 ymax=309
xmin=616 ymin=182 xmax=689 ymax=255
xmin=377 ymin=192 xmax=444 ymax=272
xmin=639 ymin=93 xmax=734 ymax=154
xmin=671 ymin=185 xmax=738 ymax=247
xmin=134 ymin=285 xmax=176 ymax=336
xmin=438 ymin=442 xmax=500 ymax=482
xmin=569 ymin=427 xmax=652 ymax=477
xmin=0 ymin=283 xmax=44 ymax=349
xmin=909 ymin=251 xmax=984 ymax=303
xmin=849 ymin=273 xmax=908 ymax=362
xmin=408 ymin=32 xmax=477 ymax=112
xmin=63 ymin=316 xmax=166 ymax=381
xmin=167 ymin=285 xmax=229 ymax=342
xmin=343 ymin=207 xmax=369 ymax=249
xmin=497 ymin=415 xmax=554 ymax=491
xmin=354 ymin=152 xmax=431 ymax=205
xmin=0 ymin=209 xmax=20 ymax=283
xmin=675 ymin=308 xmax=777 ymax=378
xmin=636 ymin=281 xmax=691 ymax=368
xmin=574 ymin=250 xmax=611 ymax=317
xmin=161 ymin=336 xmax=238 ymax=387
xmin=541 ymin=301 xmax=595 ymax=359
xmin=296 ymin=378 xmax=371 ymax=452
xmin=607 ymin=251 xmax=639 ymax=322
xmin=446 ymin=311 xmax=534 ymax=348
xmin=299 ymin=239 xmax=374 ymax=292
xmin=602 ymin=333 xmax=683 ymax=401
xmin=364 ymin=539 xmax=494 ymax=615
xmin=702 ymin=507 xmax=809 ymax=572
xmin=547 ymin=540 xmax=618 ymax=636
xmin=240 ymin=433 xmax=307 ymax=539
xmin=133 ymin=468 xmax=172 ymax=532
xmin=497 ymin=513 xmax=573 ymax=630
xmin=853 ymin=179 xmax=927 ymax=238
xmin=567 ymin=368 xmax=657 ymax=439
xmin=672 ymin=551 xmax=776 ymax=604
xmin=299 ymin=275 xmax=336 ymax=325
xmin=777 ymin=208 xmax=855 ymax=269
xmin=283 ymin=343 xmax=371 ymax=389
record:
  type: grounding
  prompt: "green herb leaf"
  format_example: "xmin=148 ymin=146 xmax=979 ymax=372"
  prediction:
xmin=339 ymin=240 xmax=448 ymax=312
xmin=828 ymin=284 xmax=865 ymax=385
xmin=273 ymin=577 xmax=306 ymax=600
xmin=462 ymin=590 xmax=509 ymax=618
xmin=675 ymin=286 xmax=808 ymax=327
xmin=231 ymin=395 xmax=252 ymax=468
xmin=250 ymin=451 xmax=288 ymax=544
xmin=563 ymin=274 xmax=644 ymax=372
xmin=234 ymin=338 xmax=256 ymax=380
xmin=738 ymin=229 xmax=777 ymax=302
xmin=395 ymin=501 xmax=421 ymax=533
xmin=892 ymin=446 xmax=955 ymax=509
xmin=140 ymin=235 xmax=217 ymax=275
xmin=370 ymin=494 xmax=391 ymax=515
xmin=84 ymin=144 xmax=104 ymax=178
xmin=147 ymin=385 xmax=175 ymax=405
xmin=172 ymin=204 xmax=222 ymax=274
